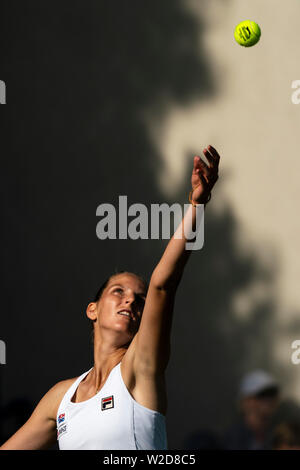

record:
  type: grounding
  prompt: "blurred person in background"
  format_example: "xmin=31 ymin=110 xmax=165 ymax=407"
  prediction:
xmin=271 ymin=422 xmax=300 ymax=450
xmin=223 ymin=370 xmax=280 ymax=450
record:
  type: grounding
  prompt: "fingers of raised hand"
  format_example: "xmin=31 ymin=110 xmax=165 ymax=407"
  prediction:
xmin=204 ymin=145 xmax=220 ymax=168
xmin=207 ymin=145 xmax=220 ymax=164
xmin=204 ymin=146 xmax=219 ymax=176
xmin=194 ymin=155 xmax=210 ymax=179
xmin=193 ymin=145 xmax=220 ymax=189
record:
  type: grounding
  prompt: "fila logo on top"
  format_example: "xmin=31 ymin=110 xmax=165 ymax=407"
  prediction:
xmin=101 ymin=395 xmax=114 ymax=411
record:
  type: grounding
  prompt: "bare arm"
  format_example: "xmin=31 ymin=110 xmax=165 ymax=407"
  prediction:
xmin=151 ymin=146 xmax=219 ymax=290
xmin=134 ymin=146 xmax=220 ymax=375
xmin=0 ymin=380 xmax=74 ymax=450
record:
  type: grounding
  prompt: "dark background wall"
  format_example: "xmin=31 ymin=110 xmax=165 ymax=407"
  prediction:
xmin=1 ymin=0 xmax=299 ymax=450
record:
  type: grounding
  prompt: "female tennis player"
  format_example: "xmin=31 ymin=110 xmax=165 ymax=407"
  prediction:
xmin=0 ymin=146 xmax=220 ymax=450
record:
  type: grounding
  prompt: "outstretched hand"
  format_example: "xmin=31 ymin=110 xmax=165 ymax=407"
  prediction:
xmin=190 ymin=145 xmax=220 ymax=204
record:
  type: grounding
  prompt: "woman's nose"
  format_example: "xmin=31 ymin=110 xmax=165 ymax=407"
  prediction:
xmin=125 ymin=292 xmax=135 ymax=304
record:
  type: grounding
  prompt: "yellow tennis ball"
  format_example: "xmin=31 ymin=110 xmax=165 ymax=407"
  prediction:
xmin=234 ymin=20 xmax=261 ymax=47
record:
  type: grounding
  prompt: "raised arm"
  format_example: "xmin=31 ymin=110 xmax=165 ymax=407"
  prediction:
xmin=134 ymin=146 xmax=220 ymax=374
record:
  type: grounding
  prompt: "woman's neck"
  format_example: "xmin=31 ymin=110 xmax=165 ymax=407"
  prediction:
xmin=91 ymin=342 xmax=127 ymax=392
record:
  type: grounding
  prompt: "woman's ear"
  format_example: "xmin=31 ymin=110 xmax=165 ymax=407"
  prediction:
xmin=86 ymin=302 xmax=98 ymax=322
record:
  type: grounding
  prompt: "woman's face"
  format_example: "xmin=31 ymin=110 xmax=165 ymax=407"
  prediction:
xmin=92 ymin=273 xmax=147 ymax=340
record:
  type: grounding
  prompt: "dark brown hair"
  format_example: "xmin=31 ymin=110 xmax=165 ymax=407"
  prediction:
xmin=93 ymin=270 xmax=148 ymax=302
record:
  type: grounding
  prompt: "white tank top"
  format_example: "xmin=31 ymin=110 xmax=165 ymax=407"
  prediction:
xmin=56 ymin=362 xmax=168 ymax=450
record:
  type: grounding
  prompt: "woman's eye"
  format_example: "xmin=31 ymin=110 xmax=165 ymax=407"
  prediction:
xmin=114 ymin=288 xmax=123 ymax=294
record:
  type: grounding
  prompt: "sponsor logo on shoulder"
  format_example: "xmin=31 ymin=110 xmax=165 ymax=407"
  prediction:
xmin=57 ymin=412 xmax=67 ymax=439
xmin=57 ymin=424 xmax=67 ymax=439
xmin=101 ymin=395 xmax=114 ymax=411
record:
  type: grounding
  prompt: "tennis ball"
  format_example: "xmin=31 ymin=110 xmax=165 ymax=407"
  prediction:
xmin=234 ymin=20 xmax=261 ymax=47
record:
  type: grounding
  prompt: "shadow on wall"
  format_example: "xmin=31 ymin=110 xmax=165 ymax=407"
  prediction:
xmin=165 ymin=181 xmax=300 ymax=448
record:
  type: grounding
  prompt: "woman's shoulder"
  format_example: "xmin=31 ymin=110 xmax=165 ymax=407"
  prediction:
xmin=42 ymin=375 xmax=80 ymax=420
xmin=48 ymin=367 xmax=93 ymax=404
xmin=49 ymin=376 xmax=79 ymax=396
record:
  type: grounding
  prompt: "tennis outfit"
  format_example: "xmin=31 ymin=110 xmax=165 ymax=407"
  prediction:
xmin=56 ymin=362 xmax=168 ymax=450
